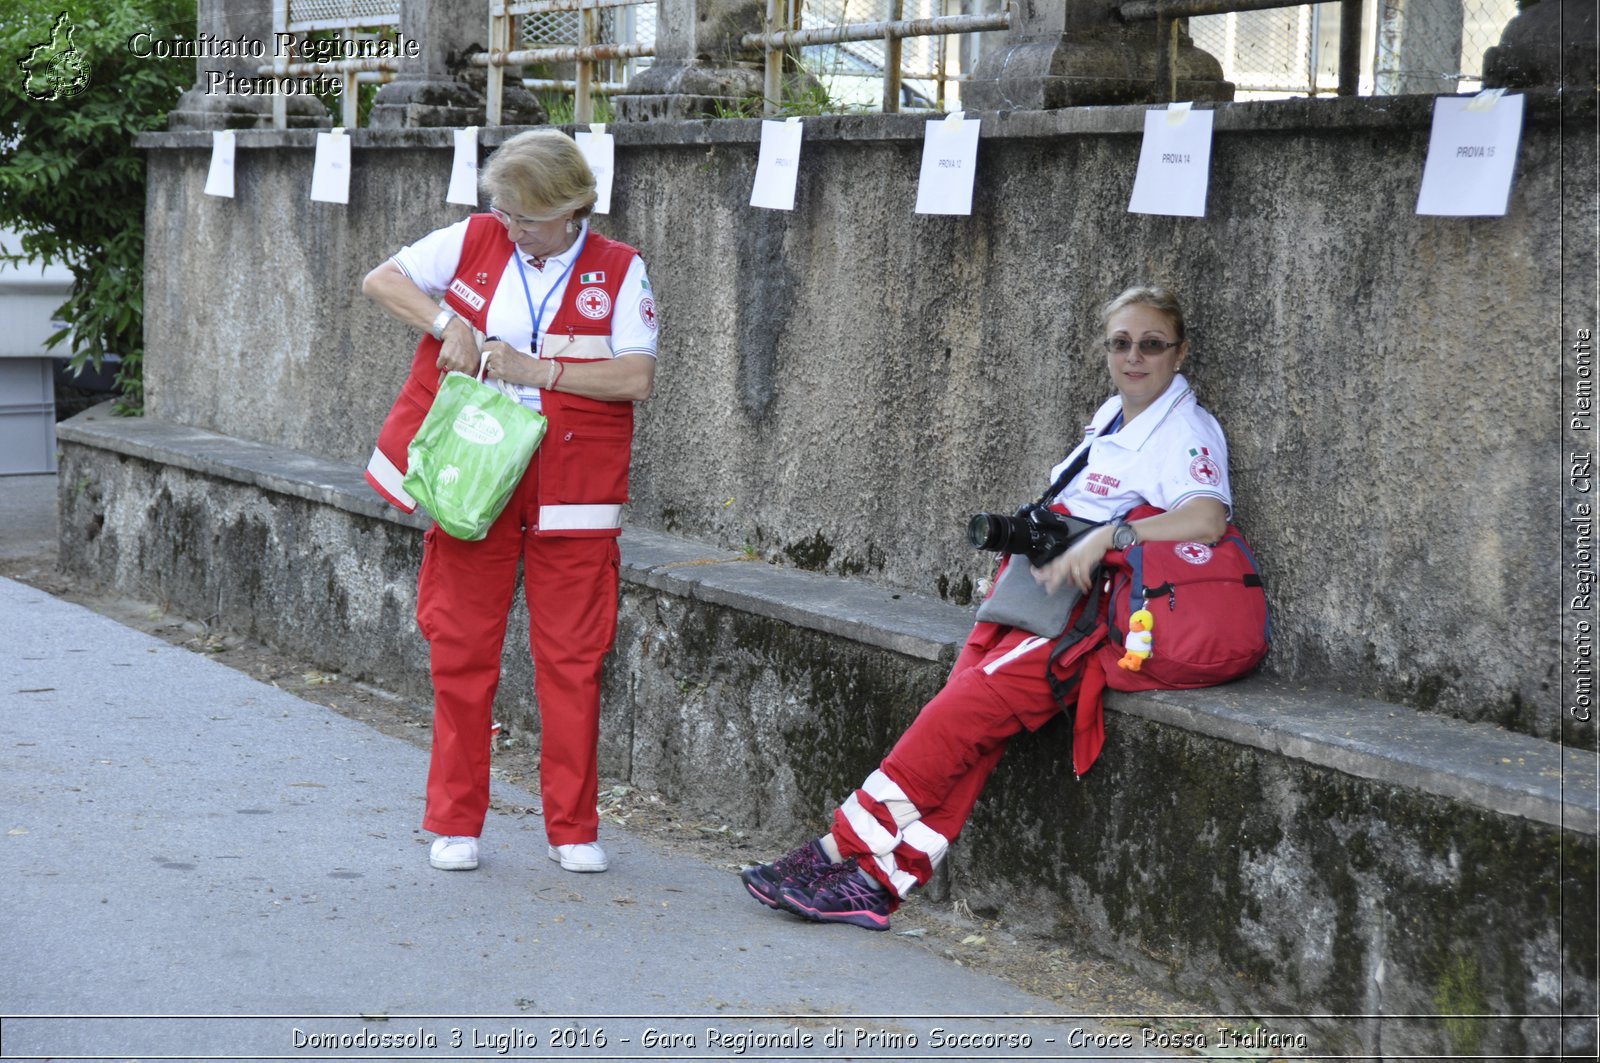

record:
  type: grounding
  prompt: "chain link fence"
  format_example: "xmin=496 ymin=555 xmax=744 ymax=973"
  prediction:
xmin=284 ymin=0 xmax=1521 ymax=119
xmin=1190 ymin=0 xmax=1519 ymax=99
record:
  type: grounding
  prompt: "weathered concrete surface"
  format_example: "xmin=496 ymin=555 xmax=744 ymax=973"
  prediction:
xmin=134 ymin=94 xmax=1595 ymax=745
xmin=55 ymin=411 xmax=1599 ymax=1058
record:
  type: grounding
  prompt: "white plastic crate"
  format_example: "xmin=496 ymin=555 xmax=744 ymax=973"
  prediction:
xmin=0 ymin=359 xmax=56 ymax=475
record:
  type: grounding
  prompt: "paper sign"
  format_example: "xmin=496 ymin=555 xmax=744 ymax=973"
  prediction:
xmin=1415 ymin=92 xmax=1524 ymax=217
xmin=310 ymin=128 xmax=350 ymax=205
xmin=575 ymin=124 xmax=614 ymax=214
xmin=204 ymin=130 xmax=235 ymax=199
xmin=1127 ymin=104 xmax=1213 ymax=217
xmin=750 ymin=118 xmax=803 ymax=211
xmin=914 ymin=112 xmax=980 ymax=216
xmin=447 ymin=126 xmax=479 ymax=206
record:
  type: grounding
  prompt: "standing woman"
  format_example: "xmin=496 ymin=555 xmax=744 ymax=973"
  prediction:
xmin=362 ymin=129 xmax=659 ymax=875
xmin=740 ymin=285 xmax=1229 ymax=928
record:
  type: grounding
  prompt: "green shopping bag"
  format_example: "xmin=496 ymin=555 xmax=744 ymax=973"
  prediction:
xmin=402 ymin=367 xmax=547 ymax=541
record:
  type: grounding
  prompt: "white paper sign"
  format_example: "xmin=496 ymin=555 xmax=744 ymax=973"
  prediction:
xmin=575 ymin=124 xmax=615 ymax=214
xmin=914 ymin=112 xmax=980 ymax=216
xmin=204 ymin=130 xmax=235 ymax=199
xmin=750 ymin=118 xmax=803 ymax=211
xmin=1127 ymin=103 xmax=1214 ymax=217
xmin=310 ymin=128 xmax=350 ymax=205
xmin=447 ymin=126 xmax=479 ymax=206
xmin=1415 ymin=91 xmax=1524 ymax=217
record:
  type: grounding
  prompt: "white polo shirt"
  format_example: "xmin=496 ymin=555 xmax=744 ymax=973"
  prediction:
xmin=392 ymin=218 xmax=657 ymax=409
xmin=1048 ymin=373 xmax=1231 ymax=522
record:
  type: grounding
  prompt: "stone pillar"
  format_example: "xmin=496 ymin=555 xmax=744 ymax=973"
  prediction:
xmin=963 ymin=0 xmax=1232 ymax=111
xmin=369 ymin=0 xmax=543 ymax=127
xmin=1483 ymin=0 xmax=1598 ymax=90
xmin=613 ymin=0 xmax=767 ymax=121
xmin=167 ymin=0 xmax=328 ymax=129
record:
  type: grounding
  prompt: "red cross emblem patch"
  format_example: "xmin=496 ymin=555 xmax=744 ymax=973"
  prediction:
xmin=575 ymin=286 xmax=611 ymax=320
xmin=1174 ymin=542 xmax=1213 ymax=565
xmin=640 ymin=297 xmax=657 ymax=331
xmin=1187 ymin=445 xmax=1221 ymax=485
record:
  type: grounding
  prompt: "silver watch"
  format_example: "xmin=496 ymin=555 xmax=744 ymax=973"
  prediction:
xmin=1111 ymin=519 xmax=1137 ymax=551
xmin=429 ymin=308 xmax=456 ymax=340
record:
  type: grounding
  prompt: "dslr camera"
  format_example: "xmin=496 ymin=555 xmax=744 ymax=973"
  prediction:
xmin=967 ymin=504 xmax=1101 ymax=568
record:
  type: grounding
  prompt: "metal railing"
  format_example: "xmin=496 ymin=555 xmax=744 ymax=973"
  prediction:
xmin=744 ymin=0 xmax=1012 ymax=114
xmin=246 ymin=0 xmax=1520 ymax=128
xmin=1178 ymin=0 xmax=1518 ymax=101
xmin=1119 ymin=0 xmax=1364 ymax=100
xmin=260 ymin=0 xmax=401 ymax=128
xmin=477 ymin=0 xmax=657 ymax=125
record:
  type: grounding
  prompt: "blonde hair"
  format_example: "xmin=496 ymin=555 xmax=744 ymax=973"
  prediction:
xmin=480 ymin=129 xmax=597 ymax=221
xmin=1099 ymin=285 xmax=1187 ymax=341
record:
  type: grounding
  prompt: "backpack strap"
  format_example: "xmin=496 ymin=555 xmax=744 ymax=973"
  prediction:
xmin=1045 ymin=572 xmax=1106 ymax=711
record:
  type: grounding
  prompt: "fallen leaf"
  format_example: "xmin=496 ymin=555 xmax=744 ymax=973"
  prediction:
xmin=960 ymin=934 xmax=987 ymax=946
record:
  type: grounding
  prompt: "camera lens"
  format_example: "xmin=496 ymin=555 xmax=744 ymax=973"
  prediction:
xmin=967 ymin=513 xmax=1005 ymax=551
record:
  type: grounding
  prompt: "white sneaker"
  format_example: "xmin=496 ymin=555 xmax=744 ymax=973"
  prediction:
xmin=429 ymin=835 xmax=479 ymax=870
xmin=548 ymin=841 xmax=608 ymax=873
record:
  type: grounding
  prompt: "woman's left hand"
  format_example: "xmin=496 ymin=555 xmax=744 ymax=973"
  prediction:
xmin=1035 ymin=525 xmax=1113 ymax=595
xmin=482 ymin=340 xmax=541 ymax=386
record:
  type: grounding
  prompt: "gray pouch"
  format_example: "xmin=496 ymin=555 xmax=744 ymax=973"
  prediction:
xmin=974 ymin=557 xmax=1083 ymax=637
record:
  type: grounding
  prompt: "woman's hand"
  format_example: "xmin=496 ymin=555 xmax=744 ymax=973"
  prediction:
xmin=481 ymin=340 xmax=541 ymax=386
xmin=435 ymin=318 xmax=480 ymax=375
xmin=1035 ymin=524 xmax=1113 ymax=595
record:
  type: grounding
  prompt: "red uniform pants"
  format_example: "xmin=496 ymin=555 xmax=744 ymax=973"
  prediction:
xmin=415 ymin=460 xmax=620 ymax=845
xmin=831 ymin=621 xmax=1105 ymax=905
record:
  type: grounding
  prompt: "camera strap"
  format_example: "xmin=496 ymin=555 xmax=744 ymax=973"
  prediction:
xmin=1035 ymin=408 xmax=1122 ymax=507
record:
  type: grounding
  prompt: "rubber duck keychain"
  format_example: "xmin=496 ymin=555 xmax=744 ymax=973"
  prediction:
xmin=1118 ymin=608 xmax=1154 ymax=671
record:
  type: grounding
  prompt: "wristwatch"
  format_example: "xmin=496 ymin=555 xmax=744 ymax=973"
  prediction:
xmin=429 ymin=308 xmax=457 ymax=340
xmin=1111 ymin=519 xmax=1137 ymax=551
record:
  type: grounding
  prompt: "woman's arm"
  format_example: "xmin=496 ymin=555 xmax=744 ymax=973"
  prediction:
xmin=1035 ymin=496 xmax=1229 ymax=595
xmin=361 ymin=260 xmax=479 ymax=374
xmin=480 ymin=340 xmax=655 ymax=402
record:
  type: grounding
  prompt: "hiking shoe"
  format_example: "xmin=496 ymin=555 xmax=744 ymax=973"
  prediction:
xmin=778 ymin=861 xmax=892 ymax=931
xmin=548 ymin=841 xmax=608 ymax=873
xmin=739 ymin=840 xmax=832 ymax=909
xmin=429 ymin=835 xmax=479 ymax=871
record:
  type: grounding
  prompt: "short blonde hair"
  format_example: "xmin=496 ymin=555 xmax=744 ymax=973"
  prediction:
xmin=1099 ymin=285 xmax=1187 ymax=341
xmin=480 ymin=129 xmax=597 ymax=221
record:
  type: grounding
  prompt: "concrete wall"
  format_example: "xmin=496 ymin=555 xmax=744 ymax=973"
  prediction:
xmin=136 ymin=93 xmax=1594 ymax=746
xmin=54 ymin=413 xmax=1598 ymax=1058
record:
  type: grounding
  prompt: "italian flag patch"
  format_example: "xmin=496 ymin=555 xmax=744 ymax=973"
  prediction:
xmin=1189 ymin=446 xmax=1211 ymax=457
xmin=579 ymin=271 xmax=606 ymax=284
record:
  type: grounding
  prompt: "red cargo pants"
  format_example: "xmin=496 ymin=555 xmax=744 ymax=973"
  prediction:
xmin=415 ymin=461 xmax=620 ymax=846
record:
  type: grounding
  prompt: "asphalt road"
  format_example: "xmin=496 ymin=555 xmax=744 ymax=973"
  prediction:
xmin=0 ymin=473 xmax=1154 ymax=1063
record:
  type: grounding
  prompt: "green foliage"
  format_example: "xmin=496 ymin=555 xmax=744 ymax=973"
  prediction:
xmin=1 ymin=1 xmax=197 ymax=413
xmin=536 ymin=90 xmax=614 ymax=127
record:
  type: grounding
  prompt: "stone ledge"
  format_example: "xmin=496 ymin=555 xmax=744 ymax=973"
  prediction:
xmin=131 ymin=89 xmax=1587 ymax=153
xmin=58 ymin=408 xmax=1598 ymax=836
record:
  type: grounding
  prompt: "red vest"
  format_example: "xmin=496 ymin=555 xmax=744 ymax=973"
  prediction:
xmin=365 ymin=215 xmax=641 ymax=538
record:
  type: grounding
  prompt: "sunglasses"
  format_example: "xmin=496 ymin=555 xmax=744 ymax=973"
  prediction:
xmin=1103 ymin=336 xmax=1181 ymax=356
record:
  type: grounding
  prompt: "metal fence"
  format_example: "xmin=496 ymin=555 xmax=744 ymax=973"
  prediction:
xmin=256 ymin=0 xmax=1520 ymax=128
xmin=1190 ymin=0 xmax=1519 ymax=99
xmin=264 ymin=0 xmax=402 ymax=127
xmin=509 ymin=0 xmax=659 ymax=102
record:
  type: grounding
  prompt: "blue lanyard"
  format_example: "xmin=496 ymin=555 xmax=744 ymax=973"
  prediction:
xmin=512 ymin=228 xmax=585 ymax=353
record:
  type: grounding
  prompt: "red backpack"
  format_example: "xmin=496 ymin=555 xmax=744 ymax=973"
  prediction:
xmin=1098 ymin=504 xmax=1270 ymax=691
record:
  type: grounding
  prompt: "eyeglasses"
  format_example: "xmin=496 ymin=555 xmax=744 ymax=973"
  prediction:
xmin=1103 ymin=336 xmax=1181 ymax=356
xmin=489 ymin=205 xmax=553 ymax=229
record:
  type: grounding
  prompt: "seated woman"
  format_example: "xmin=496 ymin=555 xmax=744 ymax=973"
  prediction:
xmin=739 ymin=285 xmax=1231 ymax=930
